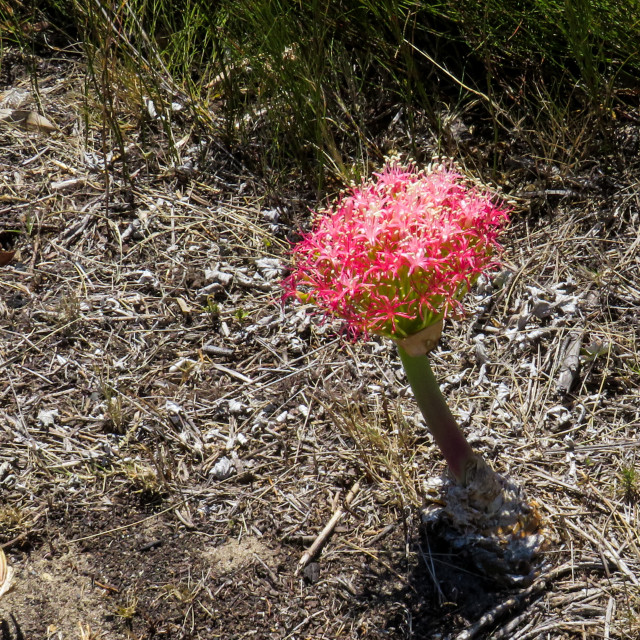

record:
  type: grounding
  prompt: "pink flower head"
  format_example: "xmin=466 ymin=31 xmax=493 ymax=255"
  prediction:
xmin=282 ymin=164 xmax=509 ymax=339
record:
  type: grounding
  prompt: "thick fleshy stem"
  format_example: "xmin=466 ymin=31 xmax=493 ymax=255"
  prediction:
xmin=398 ymin=346 xmax=476 ymax=485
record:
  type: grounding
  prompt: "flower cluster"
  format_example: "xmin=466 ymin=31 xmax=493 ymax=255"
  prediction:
xmin=282 ymin=164 xmax=509 ymax=339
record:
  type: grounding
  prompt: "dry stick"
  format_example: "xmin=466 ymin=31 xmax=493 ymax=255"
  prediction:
xmin=454 ymin=578 xmax=546 ymax=640
xmin=492 ymin=609 xmax=540 ymax=640
xmin=564 ymin=519 xmax=640 ymax=586
xmin=603 ymin=595 xmax=615 ymax=640
xmin=454 ymin=562 xmax=612 ymax=640
xmin=296 ymin=479 xmax=361 ymax=573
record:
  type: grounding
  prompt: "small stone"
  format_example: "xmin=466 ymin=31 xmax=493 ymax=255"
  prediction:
xmin=37 ymin=409 xmax=59 ymax=428
xmin=210 ymin=456 xmax=234 ymax=480
xmin=303 ymin=562 xmax=321 ymax=584
xmin=227 ymin=400 xmax=245 ymax=415
xmin=531 ymin=300 xmax=552 ymax=319
xmin=261 ymin=208 xmax=280 ymax=223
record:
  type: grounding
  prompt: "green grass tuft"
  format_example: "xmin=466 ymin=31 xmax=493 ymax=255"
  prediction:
xmin=3 ymin=0 xmax=639 ymax=186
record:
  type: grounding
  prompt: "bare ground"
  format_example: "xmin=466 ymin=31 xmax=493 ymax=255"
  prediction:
xmin=0 ymin=49 xmax=639 ymax=640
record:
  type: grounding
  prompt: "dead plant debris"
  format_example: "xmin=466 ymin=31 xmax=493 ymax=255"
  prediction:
xmin=0 ymin=49 xmax=639 ymax=640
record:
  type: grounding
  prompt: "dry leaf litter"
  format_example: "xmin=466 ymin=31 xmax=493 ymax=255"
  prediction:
xmin=0 ymin=47 xmax=639 ymax=640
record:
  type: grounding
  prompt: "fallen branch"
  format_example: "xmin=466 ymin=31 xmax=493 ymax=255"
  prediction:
xmin=454 ymin=561 xmax=614 ymax=640
xmin=296 ymin=479 xmax=361 ymax=573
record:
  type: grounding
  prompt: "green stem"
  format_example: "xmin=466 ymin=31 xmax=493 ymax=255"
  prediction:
xmin=398 ymin=345 xmax=476 ymax=484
